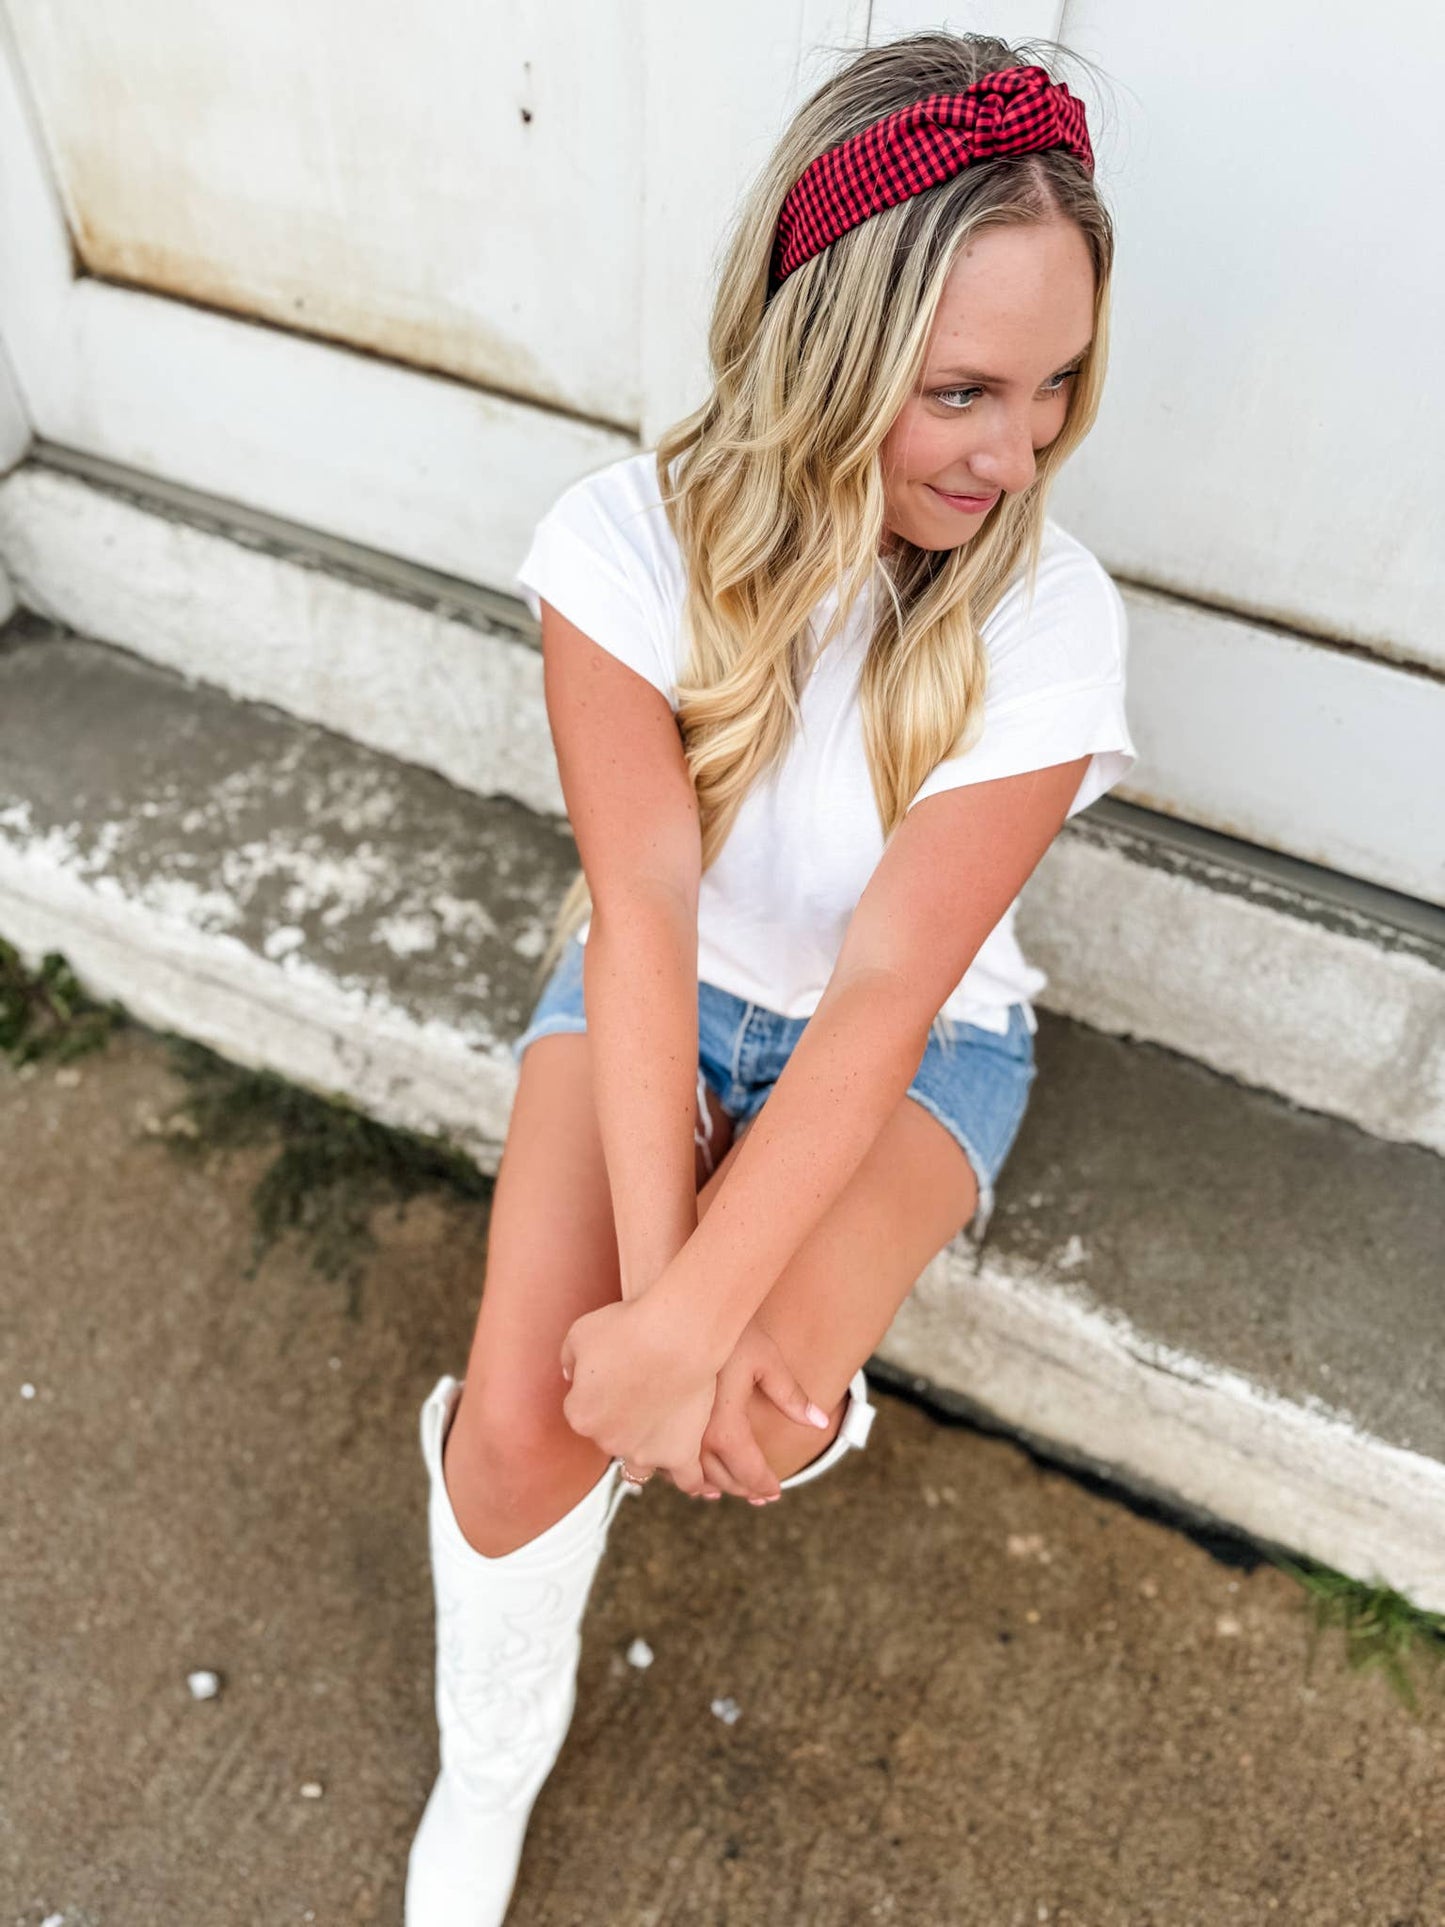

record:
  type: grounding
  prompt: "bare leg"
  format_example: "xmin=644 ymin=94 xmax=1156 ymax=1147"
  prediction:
xmin=688 ymin=1098 xmax=979 ymax=1494
xmin=442 ymin=1032 xmax=735 ymax=1555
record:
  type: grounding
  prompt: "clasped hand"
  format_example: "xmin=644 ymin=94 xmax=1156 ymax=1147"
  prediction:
xmin=558 ymin=1293 xmax=830 ymax=1502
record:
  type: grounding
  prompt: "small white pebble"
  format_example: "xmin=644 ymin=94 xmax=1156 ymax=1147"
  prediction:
xmin=1216 ymin=1613 xmax=1243 ymax=1638
xmin=41 ymin=1913 xmax=65 ymax=1927
xmin=299 ymin=1781 xmax=324 ymax=1799
xmin=922 ymin=1485 xmax=940 ymax=1508
xmin=1024 ymin=1609 xmax=1041 ymax=1625
xmin=710 ymin=1696 xmax=742 ymax=1725
xmin=20 ymin=1382 xmax=36 ymax=1400
xmin=54 ymin=1066 xmax=82 ymax=1088
xmin=187 ymin=1669 xmax=221 ymax=1700
xmin=626 ymin=1637 xmax=654 ymax=1669
xmin=1139 ymin=1578 xmax=1159 ymax=1599
xmin=940 ymin=1486 xmax=958 ymax=1505
xmin=1006 ymin=1533 xmax=1046 ymax=1560
xmin=327 ymin=1356 xmax=341 ymax=1371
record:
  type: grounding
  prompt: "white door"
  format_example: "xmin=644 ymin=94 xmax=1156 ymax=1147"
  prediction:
xmin=3 ymin=0 xmax=1440 ymax=902
xmin=0 ymin=1 xmax=868 ymax=588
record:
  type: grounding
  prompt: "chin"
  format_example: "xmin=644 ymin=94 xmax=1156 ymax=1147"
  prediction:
xmin=905 ymin=523 xmax=977 ymax=554
xmin=881 ymin=517 xmax=956 ymax=554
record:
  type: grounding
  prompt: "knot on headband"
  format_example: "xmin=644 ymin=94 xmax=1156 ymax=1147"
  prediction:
xmin=769 ymin=65 xmax=1095 ymax=292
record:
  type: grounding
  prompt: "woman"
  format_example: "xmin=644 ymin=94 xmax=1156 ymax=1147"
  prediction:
xmin=407 ymin=29 xmax=1135 ymax=1923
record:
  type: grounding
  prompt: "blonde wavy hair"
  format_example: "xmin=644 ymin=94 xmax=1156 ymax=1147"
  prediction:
xmin=533 ymin=30 xmax=1115 ymax=1045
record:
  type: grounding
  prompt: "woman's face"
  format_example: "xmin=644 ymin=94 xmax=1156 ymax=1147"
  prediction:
xmin=878 ymin=216 xmax=1097 ymax=552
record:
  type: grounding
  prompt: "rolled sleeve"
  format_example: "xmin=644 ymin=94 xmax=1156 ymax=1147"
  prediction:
xmin=906 ymin=676 xmax=1137 ymax=821
xmin=514 ymin=480 xmax=678 ymax=708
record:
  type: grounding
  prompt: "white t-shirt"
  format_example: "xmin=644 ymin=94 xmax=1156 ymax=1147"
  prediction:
xmin=515 ymin=450 xmax=1136 ymax=1037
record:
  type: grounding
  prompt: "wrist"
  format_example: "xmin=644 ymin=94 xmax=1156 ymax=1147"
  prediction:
xmin=617 ymin=1204 xmax=698 ymax=1303
xmin=639 ymin=1257 xmax=736 ymax=1373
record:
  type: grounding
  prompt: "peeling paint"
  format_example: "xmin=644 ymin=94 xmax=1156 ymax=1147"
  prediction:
xmin=0 ymin=634 xmax=579 ymax=1038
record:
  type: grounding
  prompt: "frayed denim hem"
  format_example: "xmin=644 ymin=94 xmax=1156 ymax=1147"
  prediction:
xmin=901 ymin=1086 xmax=997 ymax=1245
xmin=509 ymin=1014 xmax=588 ymax=1066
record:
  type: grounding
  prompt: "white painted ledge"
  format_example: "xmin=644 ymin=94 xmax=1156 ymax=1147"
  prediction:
xmin=2 ymin=459 xmax=1440 ymax=1156
xmin=0 ymin=836 xmax=518 ymax=1166
xmin=883 ymin=1245 xmax=1445 ymax=1612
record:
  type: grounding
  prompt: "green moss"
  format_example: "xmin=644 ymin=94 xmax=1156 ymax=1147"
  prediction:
xmin=1269 ymin=1551 xmax=1445 ymax=1713
xmin=159 ymin=1034 xmax=492 ymax=1315
xmin=0 ymin=937 xmax=127 ymax=1065
xmin=0 ymin=936 xmax=490 ymax=1312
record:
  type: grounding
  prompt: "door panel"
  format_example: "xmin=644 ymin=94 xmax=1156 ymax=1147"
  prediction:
xmin=1049 ymin=0 xmax=1444 ymax=672
xmin=7 ymin=0 xmax=644 ymax=427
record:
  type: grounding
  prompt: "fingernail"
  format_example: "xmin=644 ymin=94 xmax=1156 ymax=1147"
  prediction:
xmin=806 ymin=1401 xmax=830 ymax=1428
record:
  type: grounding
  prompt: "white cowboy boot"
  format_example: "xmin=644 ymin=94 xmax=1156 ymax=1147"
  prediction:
xmin=777 ymin=1365 xmax=877 ymax=1489
xmin=405 ymin=1375 xmax=636 ymax=1926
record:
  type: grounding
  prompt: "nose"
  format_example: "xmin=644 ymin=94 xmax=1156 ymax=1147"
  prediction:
xmin=968 ymin=411 xmax=1038 ymax=497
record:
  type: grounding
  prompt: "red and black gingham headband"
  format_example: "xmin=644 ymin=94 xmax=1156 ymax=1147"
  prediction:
xmin=769 ymin=65 xmax=1094 ymax=292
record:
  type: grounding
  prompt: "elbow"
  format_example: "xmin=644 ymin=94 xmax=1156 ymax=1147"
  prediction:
xmin=818 ymin=961 xmax=941 ymax=1061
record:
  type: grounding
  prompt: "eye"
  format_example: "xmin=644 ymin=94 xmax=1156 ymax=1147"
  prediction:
xmin=931 ymin=368 xmax=1081 ymax=411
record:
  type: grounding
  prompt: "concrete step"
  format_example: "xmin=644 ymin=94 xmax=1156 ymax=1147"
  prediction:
xmin=2 ymin=617 xmax=1441 ymax=1609
xmin=3 ymin=447 xmax=1442 ymax=1154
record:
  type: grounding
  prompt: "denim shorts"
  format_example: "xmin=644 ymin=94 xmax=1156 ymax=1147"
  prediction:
xmin=510 ymin=931 xmax=1036 ymax=1244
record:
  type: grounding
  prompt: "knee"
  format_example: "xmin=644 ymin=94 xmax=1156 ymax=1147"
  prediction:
xmin=449 ymin=1376 xmax=591 ymax=1490
xmin=443 ymin=1377 xmax=611 ymax=1557
xmin=745 ymin=1384 xmax=848 ymax=1484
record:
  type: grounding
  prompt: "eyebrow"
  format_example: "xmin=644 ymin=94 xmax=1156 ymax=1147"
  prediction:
xmin=929 ymin=342 xmax=1093 ymax=385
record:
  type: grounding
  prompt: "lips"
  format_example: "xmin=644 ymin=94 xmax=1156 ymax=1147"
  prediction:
xmin=932 ymin=481 xmax=1001 ymax=512
xmin=928 ymin=483 xmax=1001 ymax=513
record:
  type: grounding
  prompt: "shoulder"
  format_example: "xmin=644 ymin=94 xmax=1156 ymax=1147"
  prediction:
xmin=980 ymin=518 xmax=1128 ymax=705
xmin=520 ymin=450 xmax=683 ymax=608
xmin=513 ymin=450 xmax=686 ymax=709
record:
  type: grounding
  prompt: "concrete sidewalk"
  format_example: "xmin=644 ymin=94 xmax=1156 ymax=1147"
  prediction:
xmin=3 ymin=1028 xmax=1441 ymax=1927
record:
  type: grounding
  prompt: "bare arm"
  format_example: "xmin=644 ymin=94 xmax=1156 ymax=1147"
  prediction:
xmin=644 ymin=752 xmax=1095 ymax=1363
xmin=540 ymin=597 xmax=704 ymax=1299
